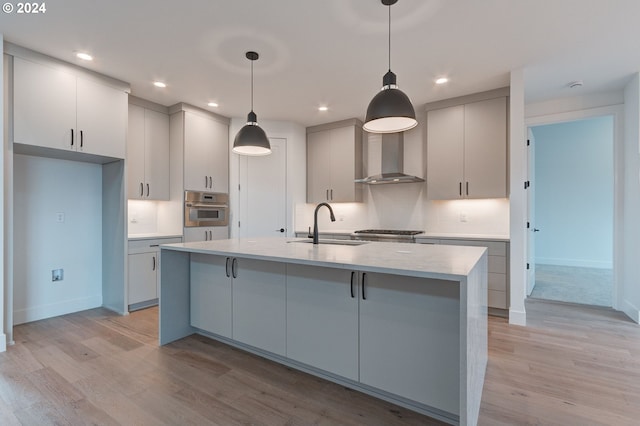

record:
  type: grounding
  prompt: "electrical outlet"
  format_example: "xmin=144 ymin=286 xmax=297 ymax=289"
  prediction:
xmin=55 ymin=212 xmax=65 ymax=223
xmin=459 ymin=212 xmax=468 ymax=223
xmin=52 ymin=269 xmax=64 ymax=282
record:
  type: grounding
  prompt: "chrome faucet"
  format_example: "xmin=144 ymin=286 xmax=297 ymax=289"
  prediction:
xmin=313 ymin=202 xmax=336 ymax=244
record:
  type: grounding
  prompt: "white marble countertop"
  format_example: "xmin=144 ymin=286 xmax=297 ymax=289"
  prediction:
xmin=161 ymin=237 xmax=486 ymax=281
xmin=295 ymin=229 xmax=509 ymax=241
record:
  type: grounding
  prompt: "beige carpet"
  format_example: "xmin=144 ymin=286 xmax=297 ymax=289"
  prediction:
xmin=529 ymin=264 xmax=613 ymax=307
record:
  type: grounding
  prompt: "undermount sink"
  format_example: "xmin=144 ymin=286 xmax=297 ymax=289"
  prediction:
xmin=288 ymin=239 xmax=368 ymax=246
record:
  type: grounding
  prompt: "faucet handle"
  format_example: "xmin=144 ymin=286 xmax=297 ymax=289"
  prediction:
xmin=307 ymin=226 xmax=313 ymax=238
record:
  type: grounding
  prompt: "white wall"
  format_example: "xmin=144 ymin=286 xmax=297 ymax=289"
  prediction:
xmin=622 ymin=73 xmax=640 ymax=322
xmin=0 ymin=35 xmax=5 ymax=351
xmin=229 ymin=119 xmax=306 ymax=238
xmin=13 ymin=155 xmax=103 ymax=324
xmin=532 ymin=117 xmax=614 ymax=268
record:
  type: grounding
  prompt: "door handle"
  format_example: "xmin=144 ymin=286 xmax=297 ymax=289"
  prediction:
xmin=466 ymin=182 xmax=469 ymax=196
xmin=152 ymin=256 xmax=156 ymax=271
xmin=146 ymin=183 xmax=150 ymax=197
xmin=459 ymin=182 xmax=462 ymax=196
xmin=350 ymin=271 xmax=355 ymax=298
xmin=70 ymin=129 xmax=74 ymax=147
xmin=276 ymin=228 xmax=285 ymax=233
xmin=362 ymin=272 xmax=367 ymax=300
xmin=140 ymin=182 xmax=144 ymax=197
xmin=232 ymin=258 xmax=238 ymax=278
xmin=225 ymin=257 xmax=231 ymax=277
xmin=80 ymin=130 xmax=84 ymax=148
xmin=532 ymin=228 xmax=540 ymax=232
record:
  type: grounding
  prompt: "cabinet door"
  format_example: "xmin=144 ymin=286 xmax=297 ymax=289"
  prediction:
xmin=190 ymin=254 xmax=232 ymax=338
xmin=144 ymin=109 xmax=170 ymax=200
xmin=127 ymin=104 xmax=146 ymax=199
xmin=184 ymin=112 xmax=228 ymax=192
xmin=13 ymin=57 xmax=76 ymax=151
xmin=359 ymin=272 xmax=461 ymax=414
xmin=76 ymin=77 xmax=127 ymax=158
xmin=464 ymin=97 xmax=507 ymax=199
xmin=329 ymin=126 xmax=359 ymax=202
xmin=286 ymin=264 xmax=358 ymax=380
xmin=306 ymin=130 xmax=332 ymax=203
xmin=128 ymin=252 xmax=158 ymax=305
xmin=232 ymin=258 xmax=286 ymax=355
xmin=426 ymin=105 xmax=464 ymax=200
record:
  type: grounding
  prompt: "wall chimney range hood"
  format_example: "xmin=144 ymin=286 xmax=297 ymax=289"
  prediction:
xmin=355 ymin=132 xmax=425 ymax=185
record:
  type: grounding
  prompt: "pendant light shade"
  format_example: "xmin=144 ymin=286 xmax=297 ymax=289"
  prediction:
xmin=364 ymin=0 xmax=417 ymax=134
xmin=233 ymin=51 xmax=271 ymax=156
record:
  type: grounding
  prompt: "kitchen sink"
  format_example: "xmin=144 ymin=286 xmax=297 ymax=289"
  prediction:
xmin=288 ymin=239 xmax=369 ymax=246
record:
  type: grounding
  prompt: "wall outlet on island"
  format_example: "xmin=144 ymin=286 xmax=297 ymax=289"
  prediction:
xmin=52 ymin=268 xmax=64 ymax=282
xmin=459 ymin=212 xmax=468 ymax=223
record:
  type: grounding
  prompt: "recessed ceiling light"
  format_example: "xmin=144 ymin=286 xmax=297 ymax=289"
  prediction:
xmin=153 ymin=81 xmax=167 ymax=88
xmin=76 ymin=52 xmax=93 ymax=61
xmin=207 ymin=102 xmax=219 ymax=108
xmin=435 ymin=77 xmax=449 ymax=85
xmin=318 ymin=106 xmax=329 ymax=112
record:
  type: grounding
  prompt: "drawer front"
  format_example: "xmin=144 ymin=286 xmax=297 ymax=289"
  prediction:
xmin=488 ymin=255 xmax=507 ymax=274
xmin=488 ymin=272 xmax=507 ymax=291
xmin=128 ymin=237 xmax=182 ymax=253
xmin=488 ymin=289 xmax=507 ymax=309
xmin=439 ymin=239 xmax=507 ymax=256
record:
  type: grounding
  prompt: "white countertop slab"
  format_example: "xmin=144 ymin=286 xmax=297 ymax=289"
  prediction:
xmin=417 ymin=233 xmax=510 ymax=242
xmin=161 ymin=237 xmax=486 ymax=281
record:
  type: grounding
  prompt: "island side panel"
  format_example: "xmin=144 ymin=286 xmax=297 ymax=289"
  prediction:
xmin=460 ymin=251 xmax=488 ymax=426
xmin=159 ymin=248 xmax=194 ymax=345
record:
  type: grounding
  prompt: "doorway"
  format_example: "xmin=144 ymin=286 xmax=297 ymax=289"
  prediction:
xmin=527 ymin=115 xmax=614 ymax=307
xmin=238 ymin=138 xmax=287 ymax=238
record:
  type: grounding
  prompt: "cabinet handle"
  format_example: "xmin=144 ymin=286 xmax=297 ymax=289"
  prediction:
xmin=350 ymin=271 xmax=355 ymax=298
xmin=140 ymin=182 xmax=144 ymax=197
xmin=232 ymin=258 xmax=238 ymax=278
xmin=362 ymin=272 xmax=367 ymax=300
xmin=209 ymin=176 xmax=213 ymax=189
xmin=330 ymin=189 xmax=333 ymax=200
xmin=225 ymin=257 xmax=231 ymax=277
xmin=80 ymin=130 xmax=84 ymax=148
xmin=70 ymin=129 xmax=74 ymax=147
xmin=205 ymin=176 xmax=208 ymax=188
xmin=459 ymin=182 xmax=462 ymax=196
xmin=146 ymin=183 xmax=150 ymax=197
xmin=204 ymin=231 xmax=208 ymax=241
xmin=152 ymin=256 xmax=156 ymax=271
xmin=326 ymin=189 xmax=329 ymax=200
xmin=209 ymin=230 xmax=212 ymax=240
xmin=466 ymin=182 xmax=469 ymax=196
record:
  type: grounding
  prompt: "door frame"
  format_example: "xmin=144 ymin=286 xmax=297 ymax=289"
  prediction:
xmin=525 ymin=105 xmax=623 ymax=310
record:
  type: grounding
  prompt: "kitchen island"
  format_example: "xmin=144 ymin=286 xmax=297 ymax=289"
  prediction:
xmin=159 ymin=238 xmax=488 ymax=426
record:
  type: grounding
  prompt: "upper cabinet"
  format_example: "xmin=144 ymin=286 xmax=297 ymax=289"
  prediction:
xmin=127 ymin=102 xmax=170 ymax=200
xmin=307 ymin=119 xmax=363 ymax=203
xmin=171 ymin=106 xmax=229 ymax=193
xmin=13 ymin=56 xmax=127 ymax=159
xmin=426 ymin=95 xmax=508 ymax=199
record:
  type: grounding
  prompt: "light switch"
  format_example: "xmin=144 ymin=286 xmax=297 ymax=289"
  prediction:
xmin=56 ymin=212 xmax=65 ymax=223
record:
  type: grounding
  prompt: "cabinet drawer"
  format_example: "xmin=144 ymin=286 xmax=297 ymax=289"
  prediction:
xmin=488 ymin=255 xmax=507 ymax=274
xmin=128 ymin=237 xmax=182 ymax=253
xmin=488 ymin=272 xmax=507 ymax=291
xmin=440 ymin=239 xmax=507 ymax=256
xmin=488 ymin=289 xmax=507 ymax=309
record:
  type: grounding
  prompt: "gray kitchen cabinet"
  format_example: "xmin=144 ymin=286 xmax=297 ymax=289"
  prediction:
xmin=182 ymin=110 xmax=229 ymax=192
xmin=286 ymin=264 xmax=359 ymax=380
xmin=426 ymin=96 xmax=507 ymax=199
xmin=232 ymin=258 xmax=286 ymax=356
xmin=13 ymin=56 xmax=127 ymax=159
xmin=128 ymin=237 xmax=181 ymax=311
xmin=359 ymin=271 xmax=461 ymax=414
xmin=418 ymin=237 xmax=510 ymax=310
xmin=190 ymin=254 xmax=286 ymax=355
xmin=190 ymin=253 xmax=232 ymax=338
xmin=306 ymin=119 xmax=363 ymax=203
xmin=127 ymin=103 xmax=169 ymax=200
xmin=183 ymin=226 xmax=228 ymax=243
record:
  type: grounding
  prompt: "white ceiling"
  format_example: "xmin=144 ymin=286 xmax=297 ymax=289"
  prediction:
xmin=2 ymin=0 xmax=639 ymax=127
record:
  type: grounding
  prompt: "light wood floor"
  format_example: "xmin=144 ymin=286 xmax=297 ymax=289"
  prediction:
xmin=1 ymin=300 xmax=638 ymax=425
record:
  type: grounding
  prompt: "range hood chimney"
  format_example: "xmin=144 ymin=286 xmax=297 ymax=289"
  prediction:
xmin=355 ymin=132 xmax=425 ymax=185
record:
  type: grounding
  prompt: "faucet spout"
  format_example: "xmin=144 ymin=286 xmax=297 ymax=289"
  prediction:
xmin=313 ymin=202 xmax=336 ymax=245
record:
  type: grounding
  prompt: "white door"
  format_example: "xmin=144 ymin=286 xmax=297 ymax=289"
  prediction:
xmin=239 ymin=138 xmax=287 ymax=238
xmin=526 ymin=128 xmax=537 ymax=296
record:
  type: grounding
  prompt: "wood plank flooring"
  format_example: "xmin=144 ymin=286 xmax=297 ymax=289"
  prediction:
xmin=1 ymin=299 xmax=639 ymax=425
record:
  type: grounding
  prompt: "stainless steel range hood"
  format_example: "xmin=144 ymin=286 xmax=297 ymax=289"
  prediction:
xmin=355 ymin=132 xmax=425 ymax=185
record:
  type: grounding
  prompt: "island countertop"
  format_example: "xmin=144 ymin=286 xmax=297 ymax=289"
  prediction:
xmin=161 ymin=237 xmax=487 ymax=281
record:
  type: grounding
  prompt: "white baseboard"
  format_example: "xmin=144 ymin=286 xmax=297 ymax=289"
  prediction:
xmin=508 ymin=308 xmax=526 ymax=326
xmin=0 ymin=333 xmax=6 ymax=352
xmin=621 ymin=300 xmax=640 ymax=324
xmin=13 ymin=295 xmax=103 ymax=325
xmin=535 ymin=258 xmax=613 ymax=269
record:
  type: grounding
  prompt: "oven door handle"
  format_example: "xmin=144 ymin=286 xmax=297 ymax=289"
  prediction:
xmin=186 ymin=203 xmax=228 ymax=209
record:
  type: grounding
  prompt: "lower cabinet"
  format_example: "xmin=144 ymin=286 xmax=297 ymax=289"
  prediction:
xmin=183 ymin=226 xmax=228 ymax=243
xmin=286 ymin=264 xmax=359 ymax=380
xmin=128 ymin=237 xmax=182 ymax=310
xmin=359 ymin=271 xmax=461 ymax=415
xmin=190 ymin=255 xmax=286 ymax=356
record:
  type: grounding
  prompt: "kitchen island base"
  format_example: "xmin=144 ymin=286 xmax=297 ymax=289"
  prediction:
xmin=160 ymin=239 xmax=488 ymax=426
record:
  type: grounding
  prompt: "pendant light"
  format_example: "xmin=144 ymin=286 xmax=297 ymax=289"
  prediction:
xmin=233 ymin=51 xmax=271 ymax=156
xmin=364 ymin=0 xmax=417 ymax=134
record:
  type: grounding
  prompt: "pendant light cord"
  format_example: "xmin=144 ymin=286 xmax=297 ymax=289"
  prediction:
xmin=250 ymin=58 xmax=254 ymax=113
xmin=388 ymin=3 xmax=391 ymax=72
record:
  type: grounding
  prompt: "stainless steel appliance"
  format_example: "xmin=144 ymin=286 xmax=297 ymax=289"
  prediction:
xmin=351 ymin=229 xmax=423 ymax=243
xmin=184 ymin=191 xmax=229 ymax=227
